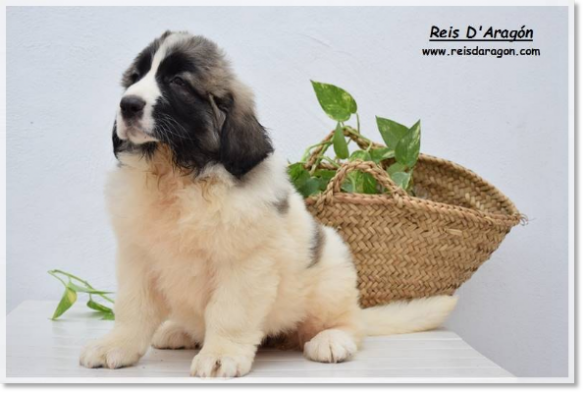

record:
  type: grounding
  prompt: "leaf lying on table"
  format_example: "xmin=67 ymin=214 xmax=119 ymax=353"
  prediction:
xmin=51 ymin=287 xmax=77 ymax=320
xmin=101 ymin=312 xmax=115 ymax=321
xmin=87 ymin=298 xmax=113 ymax=313
xmin=48 ymin=269 xmax=115 ymax=321
xmin=87 ymin=298 xmax=115 ymax=320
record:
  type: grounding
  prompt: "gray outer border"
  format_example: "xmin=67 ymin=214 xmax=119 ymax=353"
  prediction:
xmin=572 ymin=1 xmax=585 ymax=384
xmin=2 ymin=0 xmax=585 ymax=394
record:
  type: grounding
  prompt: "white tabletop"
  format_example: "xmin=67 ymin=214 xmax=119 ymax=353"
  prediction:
xmin=6 ymin=301 xmax=514 ymax=383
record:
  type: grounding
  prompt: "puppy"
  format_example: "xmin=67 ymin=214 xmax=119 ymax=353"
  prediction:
xmin=79 ymin=31 xmax=457 ymax=378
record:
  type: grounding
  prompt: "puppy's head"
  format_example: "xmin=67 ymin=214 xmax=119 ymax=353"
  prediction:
xmin=114 ymin=31 xmax=273 ymax=178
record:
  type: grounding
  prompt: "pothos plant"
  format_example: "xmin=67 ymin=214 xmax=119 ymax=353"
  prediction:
xmin=288 ymin=81 xmax=421 ymax=197
xmin=48 ymin=269 xmax=115 ymax=320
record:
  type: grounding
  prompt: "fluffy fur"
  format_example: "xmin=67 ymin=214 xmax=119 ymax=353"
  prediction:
xmin=79 ymin=31 xmax=457 ymax=378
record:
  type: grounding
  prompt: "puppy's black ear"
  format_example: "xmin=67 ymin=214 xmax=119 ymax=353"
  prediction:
xmin=218 ymin=90 xmax=273 ymax=178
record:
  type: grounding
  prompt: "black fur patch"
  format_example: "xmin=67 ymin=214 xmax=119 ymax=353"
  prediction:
xmin=121 ymin=31 xmax=171 ymax=88
xmin=273 ymin=192 xmax=290 ymax=215
xmin=308 ymin=223 xmax=326 ymax=268
xmin=150 ymin=53 xmax=220 ymax=172
xmin=114 ymin=32 xmax=273 ymax=178
xmin=219 ymin=109 xmax=274 ymax=178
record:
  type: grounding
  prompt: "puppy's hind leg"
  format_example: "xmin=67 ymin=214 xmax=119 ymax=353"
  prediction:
xmin=299 ymin=227 xmax=364 ymax=363
xmin=152 ymin=321 xmax=200 ymax=350
xmin=303 ymin=328 xmax=359 ymax=363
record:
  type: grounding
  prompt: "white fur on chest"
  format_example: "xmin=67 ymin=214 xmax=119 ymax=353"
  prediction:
xmin=105 ymin=153 xmax=314 ymax=337
xmin=108 ymin=163 xmax=276 ymax=258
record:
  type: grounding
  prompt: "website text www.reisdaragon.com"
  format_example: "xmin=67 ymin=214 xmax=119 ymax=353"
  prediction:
xmin=424 ymin=24 xmax=541 ymax=59
xmin=422 ymin=46 xmax=541 ymax=59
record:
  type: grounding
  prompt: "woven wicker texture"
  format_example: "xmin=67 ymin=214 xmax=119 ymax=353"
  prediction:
xmin=304 ymin=132 xmax=522 ymax=308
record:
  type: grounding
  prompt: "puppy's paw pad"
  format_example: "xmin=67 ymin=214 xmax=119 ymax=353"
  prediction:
xmin=190 ymin=352 xmax=252 ymax=378
xmin=79 ymin=340 xmax=141 ymax=369
xmin=304 ymin=329 xmax=357 ymax=363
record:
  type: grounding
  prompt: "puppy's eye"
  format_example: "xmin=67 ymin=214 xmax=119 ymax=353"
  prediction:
xmin=171 ymin=76 xmax=186 ymax=87
xmin=130 ymin=72 xmax=140 ymax=83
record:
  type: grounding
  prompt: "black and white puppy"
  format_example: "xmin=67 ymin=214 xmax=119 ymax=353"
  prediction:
xmin=79 ymin=31 xmax=457 ymax=378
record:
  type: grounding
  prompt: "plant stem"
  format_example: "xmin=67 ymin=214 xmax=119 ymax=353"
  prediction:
xmin=301 ymin=142 xmax=328 ymax=162
xmin=310 ymin=142 xmax=332 ymax=175
xmin=47 ymin=271 xmax=67 ymax=287
xmin=322 ymin=157 xmax=341 ymax=168
xmin=343 ymin=126 xmax=374 ymax=144
xmin=356 ymin=113 xmax=361 ymax=134
xmin=305 ymin=122 xmax=374 ymax=176
xmin=49 ymin=269 xmax=115 ymax=303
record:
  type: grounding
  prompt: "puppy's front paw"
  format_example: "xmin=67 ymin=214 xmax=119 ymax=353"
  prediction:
xmin=190 ymin=351 xmax=253 ymax=378
xmin=80 ymin=337 xmax=143 ymax=369
xmin=304 ymin=329 xmax=357 ymax=363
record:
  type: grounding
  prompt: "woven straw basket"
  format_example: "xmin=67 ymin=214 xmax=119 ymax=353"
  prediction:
xmin=304 ymin=131 xmax=522 ymax=308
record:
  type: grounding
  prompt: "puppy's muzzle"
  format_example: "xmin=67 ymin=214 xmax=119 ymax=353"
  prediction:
xmin=120 ymin=95 xmax=146 ymax=121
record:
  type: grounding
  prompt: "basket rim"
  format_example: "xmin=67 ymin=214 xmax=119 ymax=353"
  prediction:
xmin=416 ymin=153 xmax=520 ymax=215
xmin=306 ymin=153 xmax=523 ymax=228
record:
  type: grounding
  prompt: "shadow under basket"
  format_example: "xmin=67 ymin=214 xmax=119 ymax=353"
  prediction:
xmin=305 ymin=156 xmax=523 ymax=308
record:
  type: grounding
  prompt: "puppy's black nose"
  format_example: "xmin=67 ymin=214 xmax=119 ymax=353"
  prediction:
xmin=120 ymin=95 xmax=146 ymax=118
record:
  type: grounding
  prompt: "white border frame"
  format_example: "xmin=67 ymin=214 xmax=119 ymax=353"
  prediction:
xmin=1 ymin=0 xmax=576 ymax=385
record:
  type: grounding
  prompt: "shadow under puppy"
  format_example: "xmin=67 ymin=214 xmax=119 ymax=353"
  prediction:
xmin=79 ymin=31 xmax=457 ymax=378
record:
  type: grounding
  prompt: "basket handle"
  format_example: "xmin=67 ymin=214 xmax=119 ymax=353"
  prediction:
xmin=315 ymin=160 xmax=407 ymax=209
xmin=305 ymin=129 xmax=374 ymax=169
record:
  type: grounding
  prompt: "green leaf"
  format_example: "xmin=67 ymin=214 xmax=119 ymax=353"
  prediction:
xmin=390 ymin=171 xmax=411 ymax=190
xmin=51 ymin=287 xmax=77 ymax=320
xmin=407 ymin=171 xmax=415 ymax=192
xmin=360 ymin=173 xmax=379 ymax=194
xmin=87 ymin=299 xmax=113 ymax=314
xmin=288 ymin=162 xmax=307 ymax=179
xmin=314 ymin=169 xmax=337 ymax=180
xmin=333 ymin=123 xmax=349 ymax=159
xmin=288 ymin=163 xmax=310 ymax=191
xmin=288 ymin=163 xmax=323 ymax=198
xmin=299 ymin=177 xmax=321 ymax=197
xmin=395 ymin=120 xmax=421 ymax=168
xmin=370 ymin=147 xmax=395 ymax=163
xmin=314 ymin=169 xmax=336 ymax=191
xmin=349 ymin=150 xmax=372 ymax=162
xmin=342 ymin=171 xmax=378 ymax=194
xmin=387 ymin=162 xmax=407 ymax=176
xmin=317 ymin=177 xmax=329 ymax=191
xmin=311 ymin=81 xmax=357 ymax=122
xmin=376 ymin=117 xmax=409 ymax=150
xmin=66 ymin=282 xmax=113 ymax=295
xmin=101 ymin=312 xmax=115 ymax=321
xmin=341 ymin=173 xmax=356 ymax=193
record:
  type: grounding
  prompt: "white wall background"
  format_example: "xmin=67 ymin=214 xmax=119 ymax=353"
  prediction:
xmin=7 ymin=7 xmax=569 ymax=377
